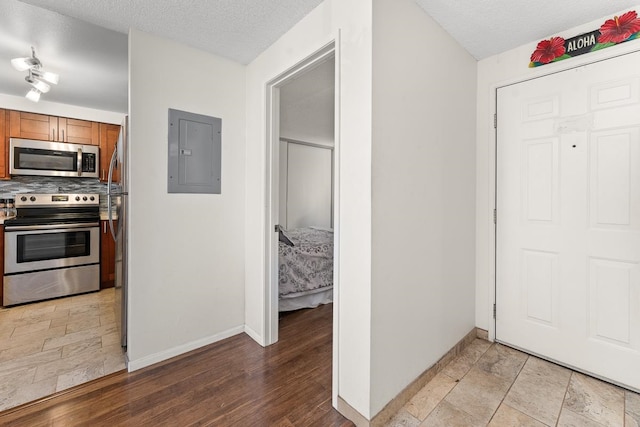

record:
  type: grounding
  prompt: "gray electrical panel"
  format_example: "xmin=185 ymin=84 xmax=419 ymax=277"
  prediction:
xmin=168 ymin=108 xmax=221 ymax=194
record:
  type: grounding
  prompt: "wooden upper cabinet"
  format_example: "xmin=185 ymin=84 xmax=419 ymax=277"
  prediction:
xmin=9 ymin=111 xmax=99 ymax=145
xmin=9 ymin=111 xmax=56 ymax=141
xmin=99 ymin=123 xmax=120 ymax=182
xmin=0 ymin=110 xmax=7 ymax=180
xmin=100 ymin=220 xmax=116 ymax=289
xmin=59 ymin=118 xmax=100 ymax=145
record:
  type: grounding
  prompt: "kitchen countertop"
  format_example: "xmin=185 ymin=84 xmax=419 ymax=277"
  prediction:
xmin=100 ymin=212 xmax=118 ymax=221
xmin=0 ymin=215 xmax=16 ymax=225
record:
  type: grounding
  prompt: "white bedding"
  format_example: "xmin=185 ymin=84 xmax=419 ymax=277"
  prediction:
xmin=278 ymin=227 xmax=333 ymax=310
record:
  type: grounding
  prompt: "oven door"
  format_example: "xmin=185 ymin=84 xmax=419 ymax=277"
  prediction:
xmin=4 ymin=223 xmax=100 ymax=274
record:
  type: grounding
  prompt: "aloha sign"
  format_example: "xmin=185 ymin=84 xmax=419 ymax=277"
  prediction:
xmin=529 ymin=10 xmax=640 ymax=67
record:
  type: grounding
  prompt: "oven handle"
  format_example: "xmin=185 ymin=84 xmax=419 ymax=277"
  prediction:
xmin=4 ymin=222 xmax=100 ymax=232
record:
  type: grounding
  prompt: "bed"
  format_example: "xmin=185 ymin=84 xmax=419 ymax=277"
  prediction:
xmin=278 ymin=227 xmax=334 ymax=311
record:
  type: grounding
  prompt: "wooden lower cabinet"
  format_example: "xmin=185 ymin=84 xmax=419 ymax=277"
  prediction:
xmin=0 ymin=225 xmax=3 ymax=304
xmin=100 ymin=220 xmax=116 ymax=289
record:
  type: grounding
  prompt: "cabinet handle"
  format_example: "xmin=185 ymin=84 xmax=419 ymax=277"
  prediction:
xmin=103 ymin=222 xmax=106 ymax=233
xmin=61 ymin=129 xmax=65 ymax=142
xmin=52 ymin=129 xmax=55 ymax=141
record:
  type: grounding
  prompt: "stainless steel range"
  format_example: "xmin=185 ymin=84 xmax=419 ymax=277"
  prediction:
xmin=3 ymin=193 xmax=100 ymax=306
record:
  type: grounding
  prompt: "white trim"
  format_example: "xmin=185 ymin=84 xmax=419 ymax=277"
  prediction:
xmin=265 ymin=82 xmax=280 ymax=346
xmin=264 ymin=38 xmax=340 ymax=406
xmin=127 ymin=325 xmax=245 ymax=372
xmin=244 ymin=324 xmax=265 ymax=347
xmin=337 ymin=396 xmax=369 ymax=427
xmin=489 ymin=42 xmax=640 ymax=342
xmin=332 ymin=29 xmax=342 ymax=409
xmin=264 ymin=41 xmax=337 ymax=341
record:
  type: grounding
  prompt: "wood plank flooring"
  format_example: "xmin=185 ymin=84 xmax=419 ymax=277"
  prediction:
xmin=0 ymin=303 xmax=352 ymax=426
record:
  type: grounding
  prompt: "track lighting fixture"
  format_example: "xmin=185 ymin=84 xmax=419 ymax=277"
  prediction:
xmin=11 ymin=47 xmax=59 ymax=102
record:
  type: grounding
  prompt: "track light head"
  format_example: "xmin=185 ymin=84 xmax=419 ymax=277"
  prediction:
xmin=11 ymin=47 xmax=58 ymax=102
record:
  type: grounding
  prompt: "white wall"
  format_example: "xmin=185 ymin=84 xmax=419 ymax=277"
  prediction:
xmin=370 ymin=0 xmax=477 ymax=416
xmin=475 ymin=6 xmax=640 ymax=333
xmin=0 ymin=93 xmax=124 ymax=124
xmin=127 ymin=29 xmax=246 ymax=369
xmin=245 ymin=0 xmax=374 ymax=418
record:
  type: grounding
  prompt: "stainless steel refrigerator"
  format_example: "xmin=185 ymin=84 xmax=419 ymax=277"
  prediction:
xmin=108 ymin=117 xmax=128 ymax=349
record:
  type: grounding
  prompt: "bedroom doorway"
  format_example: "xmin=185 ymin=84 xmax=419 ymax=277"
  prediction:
xmin=265 ymin=42 xmax=338 ymax=390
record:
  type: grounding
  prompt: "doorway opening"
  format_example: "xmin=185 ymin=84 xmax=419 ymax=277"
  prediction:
xmin=264 ymin=42 xmax=338 ymax=402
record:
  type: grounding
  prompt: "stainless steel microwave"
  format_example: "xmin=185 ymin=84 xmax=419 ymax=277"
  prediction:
xmin=9 ymin=138 xmax=99 ymax=178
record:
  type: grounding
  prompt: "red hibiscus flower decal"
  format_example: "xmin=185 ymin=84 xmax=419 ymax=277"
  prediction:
xmin=598 ymin=11 xmax=640 ymax=43
xmin=530 ymin=37 xmax=566 ymax=64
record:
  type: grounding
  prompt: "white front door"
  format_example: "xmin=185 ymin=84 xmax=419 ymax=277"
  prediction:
xmin=496 ymin=51 xmax=640 ymax=391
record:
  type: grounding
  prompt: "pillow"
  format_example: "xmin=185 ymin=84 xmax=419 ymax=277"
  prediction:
xmin=279 ymin=228 xmax=294 ymax=246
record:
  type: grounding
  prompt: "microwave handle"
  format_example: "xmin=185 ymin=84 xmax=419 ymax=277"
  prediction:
xmin=77 ymin=148 xmax=83 ymax=176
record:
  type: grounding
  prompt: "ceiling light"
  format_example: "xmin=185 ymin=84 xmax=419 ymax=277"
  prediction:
xmin=11 ymin=56 xmax=40 ymax=71
xmin=25 ymin=70 xmax=50 ymax=93
xmin=33 ymin=69 xmax=59 ymax=85
xmin=11 ymin=46 xmax=59 ymax=102
xmin=25 ymin=89 xmax=41 ymax=102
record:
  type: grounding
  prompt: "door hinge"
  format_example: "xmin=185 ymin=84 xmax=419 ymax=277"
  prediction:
xmin=493 ymin=303 xmax=497 ymax=319
xmin=275 ymin=224 xmax=280 ymax=232
xmin=493 ymin=113 xmax=497 ymax=129
xmin=493 ymin=209 xmax=497 ymax=224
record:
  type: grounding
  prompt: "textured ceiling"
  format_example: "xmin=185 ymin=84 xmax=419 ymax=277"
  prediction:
xmin=18 ymin=0 xmax=324 ymax=65
xmin=415 ymin=0 xmax=640 ymax=59
xmin=4 ymin=0 xmax=640 ymax=114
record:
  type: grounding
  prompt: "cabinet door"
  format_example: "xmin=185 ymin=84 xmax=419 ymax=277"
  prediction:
xmin=100 ymin=220 xmax=116 ymax=289
xmin=59 ymin=118 xmax=99 ymax=145
xmin=0 ymin=225 xmax=3 ymax=304
xmin=9 ymin=111 xmax=57 ymax=141
xmin=0 ymin=110 xmax=7 ymax=179
xmin=99 ymin=123 xmax=120 ymax=182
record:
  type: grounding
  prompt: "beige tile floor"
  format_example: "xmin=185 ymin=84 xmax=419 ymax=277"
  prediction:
xmin=388 ymin=339 xmax=640 ymax=427
xmin=0 ymin=289 xmax=126 ymax=412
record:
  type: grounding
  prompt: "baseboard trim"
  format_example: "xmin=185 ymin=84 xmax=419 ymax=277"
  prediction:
xmin=476 ymin=328 xmax=489 ymax=341
xmin=337 ymin=396 xmax=370 ymax=427
xmin=127 ymin=325 xmax=245 ymax=371
xmin=369 ymin=327 xmax=480 ymax=427
xmin=243 ymin=324 xmax=265 ymax=347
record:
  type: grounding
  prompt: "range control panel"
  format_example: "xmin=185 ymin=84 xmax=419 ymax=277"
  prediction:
xmin=15 ymin=193 xmax=100 ymax=208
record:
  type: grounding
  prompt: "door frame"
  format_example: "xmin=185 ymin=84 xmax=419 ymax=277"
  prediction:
xmin=490 ymin=44 xmax=640 ymax=341
xmin=264 ymin=41 xmax=340 ymax=404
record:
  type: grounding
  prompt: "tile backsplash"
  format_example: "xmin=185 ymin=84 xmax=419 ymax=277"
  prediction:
xmin=0 ymin=176 xmax=108 ymax=198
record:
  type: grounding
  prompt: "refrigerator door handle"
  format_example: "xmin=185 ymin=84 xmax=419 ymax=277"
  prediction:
xmin=107 ymin=147 xmax=118 ymax=241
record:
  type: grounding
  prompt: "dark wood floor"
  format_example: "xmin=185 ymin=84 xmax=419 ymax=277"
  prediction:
xmin=0 ymin=303 xmax=353 ymax=426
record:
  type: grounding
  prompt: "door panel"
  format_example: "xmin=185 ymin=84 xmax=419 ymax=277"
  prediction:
xmin=497 ymin=51 xmax=640 ymax=391
xmin=285 ymin=143 xmax=332 ymax=230
xmin=590 ymin=128 xmax=640 ymax=229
